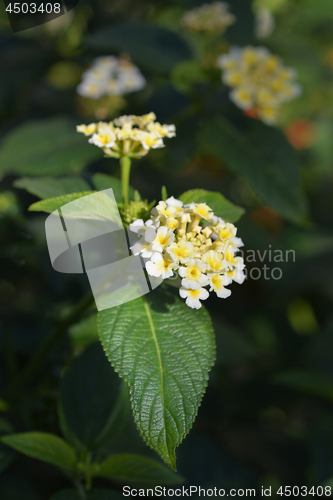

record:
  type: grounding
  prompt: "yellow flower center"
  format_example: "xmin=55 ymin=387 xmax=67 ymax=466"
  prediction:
xmin=188 ymin=288 xmax=201 ymax=299
xmin=189 ymin=268 xmax=200 ymax=279
xmin=202 ymin=250 xmax=224 ymax=271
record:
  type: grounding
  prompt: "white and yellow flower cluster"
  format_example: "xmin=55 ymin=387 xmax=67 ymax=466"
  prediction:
xmin=217 ymin=46 xmax=301 ymax=124
xmin=77 ymin=56 xmax=146 ymax=100
xmin=130 ymin=197 xmax=245 ymax=309
xmin=76 ymin=113 xmax=176 ymax=159
xmin=182 ymin=2 xmax=235 ymax=35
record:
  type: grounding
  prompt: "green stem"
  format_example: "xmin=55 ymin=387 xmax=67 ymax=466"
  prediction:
xmin=4 ymin=292 xmax=94 ymax=399
xmin=75 ymin=480 xmax=87 ymax=500
xmin=120 ymin=155 xmax=131 ymax=206
xmin=85 ymin=453 xmax=93 ymax=492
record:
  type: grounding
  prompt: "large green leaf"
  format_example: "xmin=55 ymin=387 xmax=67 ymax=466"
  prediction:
xmin=92 ymin=173 xmax=136 ymax=202
xmin=97 ymin=453 xmax=183 ymax=485
xmin=14 ymin=176 xmax=90 ymax=199
xmin=200 ymin=116 xmax=308 ymax=225
xmin=51 ymin=489 xmax=125 ymax=500
xmin=179 ymin=189 xmax=244 ymax=222
xmin=98 ymin=290 xmax=216 ymax=470
xmin=87 ymin=23 xmax=192 ymax=74
xmin=60 ymin=343 xmax=127 ymax=451
xmin=0 ymin=117 xmax=100 ymax=177
xmin=1 ymin=432 xmax=76 ymax=470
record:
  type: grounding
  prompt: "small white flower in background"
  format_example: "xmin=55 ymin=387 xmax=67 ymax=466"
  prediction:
xmin=182 ymin=2 xmax=236 ymax=35
xmin=77 ymin=56 xmax=146 ymax=100
xmin=216 ymin=46 xmax=301 ymax=124
xmin=255 ymin=8 xmax=275 ymax=39
xmin=77 ymin=113 xmax=175 ymax=159
xmin=129 ymin=197 xmax=245 ymax=309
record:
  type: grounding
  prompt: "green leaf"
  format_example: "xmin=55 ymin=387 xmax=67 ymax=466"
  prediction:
xmin=60 ymin=343 xmax=126 ymax=451
xmin=87 ymin=23 xmax=192 ymax=74
xmin=57 ymin=402 xmax=83 ymax=453
xmin=200 ymin=116 xmax=309 ymax=225
xmin=272 ymin=369 xmax=333 ymax=402
xmin=51 ymin=489 xmax=125 ymax=500
xmin=0 ymin=417 xmax=15 ymax=474
xmin=98 ymin=291 xmax=216 ymax=470
xmin=171 ymin=60 xmax=207 ymax=93
xmin=97 ymin=453 xmax=183 ymax=485
xmin=69 ymin=313 xmax=99 ymax=349
xmin=28 ymin=191 xmax=121 ymax=225
xmin=92 ymin=381 xmax=131 ymax=453
xmin=161 ymin=186 xmax=168 ymax=201
xmin=28 ymin=191 xmax=95 ymax=214
xmin=179 ymin=188 xmax=244 ymax=223
xmin=92 ymin=174 xmax=135 ymax=202
xmin=0 ymin=399 xmax=9 ymax=412
xmin=1 ymin=432 xmax=76 ymax=470
xmin=0 ymin=117 xmax=100 ymax=178
xmin=14 ymin=176 xmax=90 ymax=199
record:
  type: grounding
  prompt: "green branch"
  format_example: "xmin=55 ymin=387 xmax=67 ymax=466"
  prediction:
xmin=120 ymin=155 xmax=131 ymax=206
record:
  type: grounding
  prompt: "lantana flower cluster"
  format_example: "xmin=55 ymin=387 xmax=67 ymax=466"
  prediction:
xmin=77 ymin=113 xmax=176 ymax=159
xmin=182 ymin=2 xmax=235 ymax=35
xmin=217 ymin=46 xmax=301 ymax=124
xmin=77 ymin=56 xmax=146 ymax=100
xmin=129 ymin=197 xmax=245 ymax=309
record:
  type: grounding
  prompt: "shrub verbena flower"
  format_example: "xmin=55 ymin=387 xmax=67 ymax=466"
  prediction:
xmin=77 ymin=56 xmax=146 ymax=99
xmin=77 ymin=113 xmax=176 ymax=159
xmin=182 ymin=2 xmax=235 ymax=35
xmin=216 ymin=46 xmax=301 ymax=124
xmin=129 ymin=197 xmax=245 ymax=309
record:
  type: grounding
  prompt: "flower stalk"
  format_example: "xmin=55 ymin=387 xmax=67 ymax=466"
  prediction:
xmin=120 ymin=155 xmax=131 ymax=206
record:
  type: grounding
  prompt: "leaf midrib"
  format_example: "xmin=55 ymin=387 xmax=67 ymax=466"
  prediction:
xmin=143 ymin=300 xmax=171 ymax=463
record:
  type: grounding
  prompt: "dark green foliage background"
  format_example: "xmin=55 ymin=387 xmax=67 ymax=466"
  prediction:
xmin=0 ymin=0 xmax=333 ymax=498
